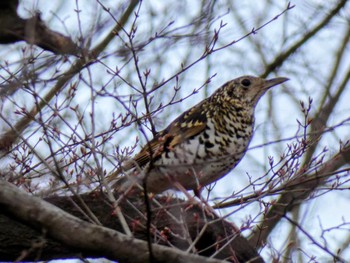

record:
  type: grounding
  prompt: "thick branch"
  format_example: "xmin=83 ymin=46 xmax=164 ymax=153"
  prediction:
xmin=0 ymin=180 xmax=263 ymax=263
xmin=0 ymin=1 xmax=78 ymax=54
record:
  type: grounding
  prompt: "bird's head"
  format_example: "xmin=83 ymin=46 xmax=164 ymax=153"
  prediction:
xmin=217 ymin=75 xmax=289 ymax=108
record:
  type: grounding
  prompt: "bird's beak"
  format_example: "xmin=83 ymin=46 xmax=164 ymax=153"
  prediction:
xmin=264 ymin=77 xmax=289 ymax=89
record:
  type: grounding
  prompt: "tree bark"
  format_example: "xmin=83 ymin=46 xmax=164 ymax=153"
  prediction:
xmin=0 ymin=180 xmax=263 ymax=263
xmin=0 ymin=0 xmax=78 ymax=55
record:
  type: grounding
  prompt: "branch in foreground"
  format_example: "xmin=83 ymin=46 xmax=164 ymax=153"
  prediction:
xmin=0 ymin=180 xmax=263 ymax=263
xmin=249 ymin=143 xmax=350 ymax=247
xmin=0 ymin=0 xmax=139 ymax=151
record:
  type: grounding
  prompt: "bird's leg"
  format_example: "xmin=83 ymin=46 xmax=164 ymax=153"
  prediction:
xmin=173 ymin=180 xmax=217 ymax=219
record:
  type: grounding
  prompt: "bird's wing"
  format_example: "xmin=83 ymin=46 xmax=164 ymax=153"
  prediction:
xmin=122 ymin=100 xmax=209 ymax=172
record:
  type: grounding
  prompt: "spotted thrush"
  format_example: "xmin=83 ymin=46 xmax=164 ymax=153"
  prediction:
xmin=109 ymin=76 xmax=288 ymax=194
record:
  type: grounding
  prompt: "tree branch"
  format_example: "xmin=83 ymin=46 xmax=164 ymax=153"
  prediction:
xmin=0 ymin=180 xmax=264 ymax=262
xmin=0 ymin=0 xmax=78 ymax=54
xmin=249 ymin=143 xmax=350 ymax=247
xmin=0 ymin=0 xmax=140 ymax=151
xmin=261 ymin=0 xmax=348 ymax=77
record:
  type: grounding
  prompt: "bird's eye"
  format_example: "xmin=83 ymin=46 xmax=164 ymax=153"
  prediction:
xmin=241 ymin=79 xmax=251 ymax=87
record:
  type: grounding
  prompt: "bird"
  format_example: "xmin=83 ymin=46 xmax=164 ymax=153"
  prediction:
xmin=108 ymin=75 xmax=288 ymax=195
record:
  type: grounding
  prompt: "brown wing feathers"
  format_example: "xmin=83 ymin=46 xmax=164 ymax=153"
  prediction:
xmin=121 ymin=101 xmax=208 ymax=172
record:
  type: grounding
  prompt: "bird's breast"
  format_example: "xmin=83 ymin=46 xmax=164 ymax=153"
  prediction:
xmin=142 ymin=112 xmax=255 ymax=192
xmin=157 ymin=113 xmax=254 ymax=167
